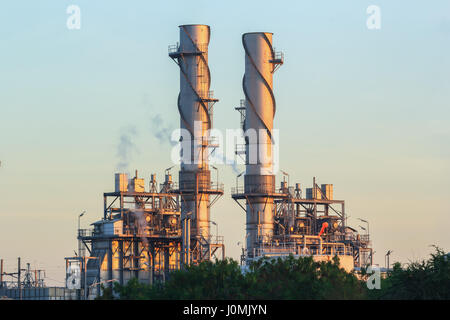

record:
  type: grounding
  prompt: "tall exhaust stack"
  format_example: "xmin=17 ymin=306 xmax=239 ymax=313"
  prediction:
xmin=242 ymin=32 xmax=283 ymax=259
xmin=169 ymin=24 xmax=220 ymax=264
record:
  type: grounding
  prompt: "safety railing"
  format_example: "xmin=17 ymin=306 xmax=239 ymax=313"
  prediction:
xmin=207 ymin=136 xmax=219 ymax=147
xmin=360 ymin=234 xmax=370 ymax=242
xmin=122 ymin=226 xmax=182 ymax=238
xmin=273 ymin=51 xmax=284 ymax=62
xmin=235 ymin=144 xmax=246 ymax=154
xmin=178 ymin=181 xmax=224 ymax=192
xmin=169 ymin=42 xmax=208 ymax=55
xmin=212 ymin=235 xmax=224 ymax=245
xmin=231 ymin=186 xmax=244 ymax=194
xmin=159 ymin=182 xmax=178 ymax=191
xmin=197 ymin=90 xmax=215 ymax=100
xmin=168 ymin=44 xmax=179 ymax=54
xmin=78 ymin=229 xmax=94 ymax=237
xmin=254 ymin=240 xmax=354 ymax=257
xmin=231 ymin=183 xmax=281 ymax=195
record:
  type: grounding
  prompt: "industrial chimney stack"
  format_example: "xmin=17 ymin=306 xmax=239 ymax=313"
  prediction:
xmin=241 ymin=32 xmax=283 ymax=258
xmin=169 ymin=25 xmax=222 ymax=265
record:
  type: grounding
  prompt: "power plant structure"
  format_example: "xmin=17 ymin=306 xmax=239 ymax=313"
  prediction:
xmin=0 ymin=258 xmax=46 ymax=290
xmin=68 ymin=25 xmax=372 ymax=298
xmin=0 ymin=258 xmax=77 ymax=300
xmin=231 ymin=32 xmax=372 ymax=271
xmin=71 ymin=25 xmax=225 ymax=298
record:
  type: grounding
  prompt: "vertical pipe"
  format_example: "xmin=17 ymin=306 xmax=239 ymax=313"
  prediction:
xmin=18 ymin=257 xmax=21 ymax=300
xmin=164 ymin=248 xmax=170 ymax=281
xmin=120 ymin=194 xmax=124 ymax=220
xmin=104 ymin=195 xmax=107 ymax=220
xmin=107 ymin=241 xmax=113 ymax=288
xmin=186 ymin=219 xmax=191 ymax=265
xmin=175 ymin=243 xmax=179 ymax=270
xmin=0 ymin=259 xmax=3 ymax=288
xmin=133 ymin=239 xmax=139 ymax=280
xmin=151 ymin=246 xmax=156 ymax=284
xmin=148 ymin=247 xmax=153 ymax=286
xmin=97 ymin=258 xmax=101 ymax=299
xmin=118 ymin=240 xmax=124 ymax=286
xmin=181 ymin=220 xmax=185 ymax=265
xmin=84 ymin=257 xmax=87 ymax=300
xmin=342 ymin=203 xmax=346 ymax=229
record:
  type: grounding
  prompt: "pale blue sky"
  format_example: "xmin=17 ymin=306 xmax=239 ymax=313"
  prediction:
xmin=0 ymin=0 xmax=449 ymax=285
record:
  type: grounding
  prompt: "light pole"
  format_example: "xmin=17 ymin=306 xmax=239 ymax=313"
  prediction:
xmin=211 ymin=165 xmax=218 ymax=189
xmin=244 ymin=233 xmax=250 ymax=263
xmin=236 ymin=171 xmax=244 ymax=192
xmin=345 ymin=215 xmax=351 ymax=228
xmin=210 ymin=220 xmax=218 ymax=240
xmin=78 ymin=211 xmax=86 ymax=257
xmin=165 ymin=165 xmax=175 ymax=175
xmin=281 ymin=170 xmax=289 ymax=187
xmin=358 ymin=218 xmax=369 ymax=236
xmin=78 ymin=211 xmax=86 ymax=233
xmin=238 ymin=234 xmax=249 ymax=266
xmin=237 ymin=241 xmax=245 ymax=266
xmin=385 ymin=250 xmax=393 ymax=270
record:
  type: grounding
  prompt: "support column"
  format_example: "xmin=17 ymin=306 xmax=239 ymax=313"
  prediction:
xmin=133 ymin=239 xmax=139 ymax=280
xmin=164 ymin=248 xmax=170 ymax=282
xmin=118 ymin=240 xmax=124 ymax=286
xmin=151 ymin=246 xmax=156 ymax=284
xmin=107 ymin=241 xmax=113 ymax=288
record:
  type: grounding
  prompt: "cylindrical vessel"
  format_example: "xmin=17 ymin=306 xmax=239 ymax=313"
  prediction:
xmin=242 ymin=32 xmax=277 ymax=257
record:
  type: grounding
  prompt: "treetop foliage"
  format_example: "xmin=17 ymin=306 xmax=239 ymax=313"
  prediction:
xmin=98 ymin=247 xmax=449 ymax=300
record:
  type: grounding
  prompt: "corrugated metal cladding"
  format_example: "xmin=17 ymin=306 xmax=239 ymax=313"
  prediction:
xmin=115 ymin=173 xmax=128 ymax=192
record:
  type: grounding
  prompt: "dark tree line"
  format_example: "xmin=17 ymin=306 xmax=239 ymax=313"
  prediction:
xmin=366 ymin=246 xmax=450 ymax=300
xmin=98 ymin=247 xmax=449 ymax=300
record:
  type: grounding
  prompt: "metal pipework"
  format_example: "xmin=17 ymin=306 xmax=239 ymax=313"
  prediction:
xmin=242 ymin=32 xmax=283 ymax=258
xmin=169 ymin=25 xmax=218 ymax=260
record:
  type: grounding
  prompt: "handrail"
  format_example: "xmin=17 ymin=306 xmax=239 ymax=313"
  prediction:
xmin=231 ymin=183 xmax=284 ymax=195
xmin=168 ymin=44 xmax=179 ymax=54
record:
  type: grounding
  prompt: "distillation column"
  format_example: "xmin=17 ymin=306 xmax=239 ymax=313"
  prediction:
xmin=170 ymin=24 xmax=216 ymax=264
xmin=242 ymin=32 xmax=282 ymax=258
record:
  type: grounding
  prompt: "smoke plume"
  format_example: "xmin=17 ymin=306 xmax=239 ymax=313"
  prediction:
xmin=116 ymin=126 xmax=139 ymax=172
xmin=133 ymin=208 xmax=149 ymax=248
xmin=150 ymin=114 xmax=176 ymax=146
xmin=150 ymin=114 xmax=175 ymax=145
xmin=210 ymin=149 xmax=241 ymax=174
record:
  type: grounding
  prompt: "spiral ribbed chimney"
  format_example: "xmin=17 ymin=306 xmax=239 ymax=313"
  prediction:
xmin=242 ymin=32 xmax=282 ymax=258
xmin=169 ymin=24 xmax=219 ymax=264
